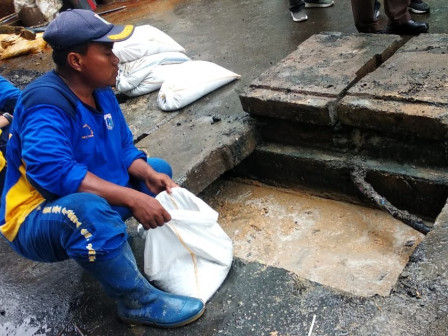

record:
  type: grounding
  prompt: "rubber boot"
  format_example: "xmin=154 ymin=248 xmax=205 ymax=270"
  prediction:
xmin=76 ymin=242 xmax=205 ymax=328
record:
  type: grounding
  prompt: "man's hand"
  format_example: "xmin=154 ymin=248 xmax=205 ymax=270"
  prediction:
xmin=144 ymin=171 xmax=178 ymax=195
xmin=128 ymin=159 xmax=179 ymax=195
xmin=78 ymin=171 xmax=173 ymax=229
xmin=129 ymin=192 xmax=171 ymax=229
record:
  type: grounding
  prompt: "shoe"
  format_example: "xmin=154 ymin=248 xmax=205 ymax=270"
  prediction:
xmin=305 ymin=0 xmax=334 ymax=8
xmin=409 ymin=0 xmax=430 ymax=14
xmin=387 ymin=19 xmax=429 ymax=35
xmin=291 ymin=10 xmax=308 ymax=22
xmin=374 ymin=0 xmax=381 ymax=19
xmin=76 ymin=242 xmax=205 ymax=328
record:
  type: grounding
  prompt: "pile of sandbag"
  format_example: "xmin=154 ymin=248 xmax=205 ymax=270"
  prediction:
xmin=0 ymin=31 xmax=47 ymax=60
xmin=114 ymin=25 xmax=240 ymax=111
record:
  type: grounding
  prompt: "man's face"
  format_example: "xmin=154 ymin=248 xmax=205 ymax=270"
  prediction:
xmin=77 ymin=42 xmax=119 ymax=88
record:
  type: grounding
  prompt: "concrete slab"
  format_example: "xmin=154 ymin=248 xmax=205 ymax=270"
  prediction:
xmin=118 ymin=93 xmax=180 ymax=143
xmin=134 ymin=94 xmax=258 ymax=194
xmin=339 ymin=34 xmax=448 ymax=138
xmin=201 ymin=179 xmax=424 ymax=297
xmin=337 ymin=96 xmax=448 ymax=140
xmin=348 ymin=34 xmax=448 ymax=105
xmin=255 ymin=116 xmax=448 ymax=167
xmin=232 ymin=143 xmax=448 ymax=219
xmin=240 ymin=32 xmax=404 ymax=125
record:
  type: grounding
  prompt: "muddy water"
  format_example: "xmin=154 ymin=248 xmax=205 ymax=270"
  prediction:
xmin=202 ymin=178 xmax=425 ymax=297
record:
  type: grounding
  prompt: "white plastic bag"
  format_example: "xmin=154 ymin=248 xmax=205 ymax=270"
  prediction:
xmin=138 ymin=187 xmax=233 ymax=302
xmin=113 ymin=25 xmax=185 ymax=63
xmin=14 ymin=0 xmax=35 ymax=12
xmin=116 ymin=52 xmax=190 ymax=97
xmin=157 ymin=60 xmax=240 ymax=111
xmin=36 ymin=0 xmax=62 ymax=21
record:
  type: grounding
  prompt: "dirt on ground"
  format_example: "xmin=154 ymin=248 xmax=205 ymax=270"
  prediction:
xmin=202 ymin=178 xmax=424 ymax=297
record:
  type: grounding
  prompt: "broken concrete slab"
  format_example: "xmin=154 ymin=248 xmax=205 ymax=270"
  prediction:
xmin=238 ymin=33 xmax=448 ymax=216
xmin=118 ymin=92 xmax=181 ymax=142
xmin=340 ymin=34 xmax=448 ymax=139
xmin=337 ymin=96 xmax=448 ymax=140
xmin=240 ymin=87 xmax=334 ymax=125
xmin=254 ymin=115 xmax=447 ymax=167
xmin=347 ymin=34 xmax=448 ymax=105
xmin=240 ymin=32 xmax=404 ymax=125
xmin=135 ymin=101 xmax=257 ymax=194
xmin=232 ymin=143 xmax=448 ymax=219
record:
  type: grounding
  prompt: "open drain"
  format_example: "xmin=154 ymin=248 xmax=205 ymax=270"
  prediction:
xmin=201 ymin=178 xmax=426 ymax=297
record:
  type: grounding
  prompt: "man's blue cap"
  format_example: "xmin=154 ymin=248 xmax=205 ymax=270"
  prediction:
xmin=44 ymin=9 xmax=134 ymax=49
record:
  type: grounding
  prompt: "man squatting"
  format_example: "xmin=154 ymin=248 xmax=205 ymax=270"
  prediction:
xmin=0 ymin=9 xmax=205 ymax=328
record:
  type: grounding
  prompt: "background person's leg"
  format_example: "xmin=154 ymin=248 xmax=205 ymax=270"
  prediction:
xmin=289 ymin=0 xmax=305 ymax=12
xmin=351 ymin=0 xmax=382 ymax=33
xmin=289 ymin=0 xmax=307 ymax=22
xmin=385 ymin=0 xmax=428 ymax=34
xmin=384 ymin=0 xmax=411 ymax=24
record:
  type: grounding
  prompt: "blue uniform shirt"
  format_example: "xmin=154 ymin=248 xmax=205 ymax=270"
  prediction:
xmin=0 ymin=70 xmax=146 ymax=241
xmin=0 ymin=75 xmax=20 ymax=113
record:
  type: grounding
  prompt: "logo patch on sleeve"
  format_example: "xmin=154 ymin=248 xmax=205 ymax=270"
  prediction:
xmin=104 ymin=114 xmax=114 ymax=130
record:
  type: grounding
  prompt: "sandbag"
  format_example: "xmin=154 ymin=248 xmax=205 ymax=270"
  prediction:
xmin=116 ymin=52 xmax=190 ymax=97
xmin=157 ymin=61 xmax=240 ymax=111
xmin=138 ymin=187 xmax=233 ymax=302
xmin=13 ymin=0 xmax=35 ymax=12
xmin=36 ymin=0 xmax=63 ymax=22
xmin=113 ymin=25 xmax=185 ymax=63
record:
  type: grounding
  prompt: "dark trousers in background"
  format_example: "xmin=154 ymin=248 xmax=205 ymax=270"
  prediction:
xmin=289 ymin=0 xmax=305 ymax=12
xmin=351 ymin=0 xmax=411 ymax=33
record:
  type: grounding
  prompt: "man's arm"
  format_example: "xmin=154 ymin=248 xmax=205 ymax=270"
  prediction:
xmin=0 ymin=114 xmax=11 ymax=128
xmin=78 ymin=171 xmax=171 ymax=229
xmin=0 ymin=76 xmax=20 ymax=113
xmin=128 ymin=158 xmax=178 ymax=195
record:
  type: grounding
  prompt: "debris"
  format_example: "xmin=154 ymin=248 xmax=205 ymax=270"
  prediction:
xmin=0 ymin=25 xmax=36 ymax=39
xmin=0 ymin=13 xmax=18 ymax=24
xmin=73 ymin=323 xmax=86 ymax=336
xmin=351 ymin=168 xmax=431 ymax=234
xmin=0 ymin=31 xmax=47 ymax=60
xmin=18 ymin=6 xmax=46 ymax=27
xmin=36 ymin=0 xmax=62 ymax=22
xmin=96 ymin=5 xmax=127 ymax=16
xmin=67 ymin=0 xmax=96 ymax=10
xmin=307 ymin=314 xmax=316 ymax=336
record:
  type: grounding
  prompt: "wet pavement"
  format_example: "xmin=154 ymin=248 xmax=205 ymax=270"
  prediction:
xmin=1 ymin=0 xmax=448 ymax=335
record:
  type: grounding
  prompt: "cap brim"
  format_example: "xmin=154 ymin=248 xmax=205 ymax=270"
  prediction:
xmin=92 ymin=24 xmax=134 ymax=43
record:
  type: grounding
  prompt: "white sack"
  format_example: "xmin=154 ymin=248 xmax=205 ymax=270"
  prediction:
xmin=14 ymin=0 xmax=35 ymax=12
xmin=36 ymin=0 xmax=62 ymax=21
xmin=113 ymin=25 xmax=185 ymax=63
xmin=139 ymin=187 xmax=233 ymax=302
xmin=116 ymin=52 xmax=190 ymax=97
xmin=157 ymin=61 xmax=240 ymax=111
